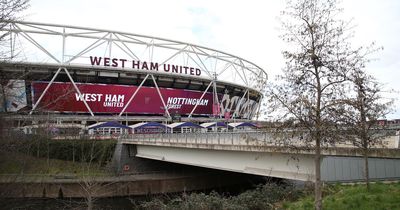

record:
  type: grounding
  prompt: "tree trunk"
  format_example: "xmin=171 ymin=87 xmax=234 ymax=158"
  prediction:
xmin=364 ymin=146 xmax=370 ymax=191
xmin=358 ymin=80 xmax=370 ymax=191
xmin=47 ymin=138 xmax=50 ymax=171
xmin=0 ymin=81 xmax=8 ymax=113
xmin=315 ymin=137 xmax=322 ymax=210
xmin=87 ymin=195 xmax=93 ymax=210
xmin=72 ymin=141 xmax=75 ymax=163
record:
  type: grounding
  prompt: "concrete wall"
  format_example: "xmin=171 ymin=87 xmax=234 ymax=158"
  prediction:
xmin=0 ymin=173 xmax=250 ymax=198
xmin=321 ymin=156 xmax=400 ymax=182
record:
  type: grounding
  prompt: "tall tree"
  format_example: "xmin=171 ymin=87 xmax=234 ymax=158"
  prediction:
xmin=0 ymin=0 xmax=29 ymax=134
xmin=269 ymin=0 xmax=375 ymax=209
xmin=0 ymin=0 xmax=30 ymax=59
xmin=343 ymin=69 xmax=393 ymax=191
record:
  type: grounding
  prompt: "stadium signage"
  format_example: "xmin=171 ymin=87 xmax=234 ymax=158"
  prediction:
xmin=90 ymin=56 xmax=202 ymax=76
xmin=75 ymin=93 xmax=125 ymax=108
xmin=31 ymin=82 xmax=259 ymax=118
xmin=166 ymin=97 xmax=209 ymax=109
xmin=32 ymin=82 xmax=213 ymax=115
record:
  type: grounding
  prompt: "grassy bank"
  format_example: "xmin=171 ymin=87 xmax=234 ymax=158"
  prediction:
xmin=0 ymin=152 xmax=110 ymax=177
xmin=284 ymin=182 xmax=400 ymax=210
xmin=0 ymin=138 xmax=117 ymax=177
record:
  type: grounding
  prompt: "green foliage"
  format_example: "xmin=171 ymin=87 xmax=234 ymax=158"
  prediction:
xmin=139 ymin=198 xmax=167 ymax=210
xmin=284 ymin=183 xmax=400 ymax=210
xmin=230 ymin=183 xmax=298 ymax=210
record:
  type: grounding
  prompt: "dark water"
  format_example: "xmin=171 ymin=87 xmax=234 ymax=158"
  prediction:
xmin=0 ymin=197 xmax=132 ymax=210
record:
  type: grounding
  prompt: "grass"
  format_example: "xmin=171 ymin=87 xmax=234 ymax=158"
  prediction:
xmin=0 ymin=152 xmax=110 ymax=178
xmin=284 ymin=182 xmax=400 ymax=210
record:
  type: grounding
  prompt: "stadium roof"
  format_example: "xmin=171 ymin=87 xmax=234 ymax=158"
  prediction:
xmin=200 ymin=122 xmax=230 ymax=128
xmin=228 ymin=122 xmax=257 ymax=128
xmin=167 ymin=122 xmax=203 ymax=129
xmin=87 ymin=121 xmax=130 ymax=130
xmin=130 ymin=122 xmax=167 ymax=129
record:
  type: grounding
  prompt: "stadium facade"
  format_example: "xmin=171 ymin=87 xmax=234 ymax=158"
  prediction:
xmin=0 ymin=21 xmax=268 ymax=127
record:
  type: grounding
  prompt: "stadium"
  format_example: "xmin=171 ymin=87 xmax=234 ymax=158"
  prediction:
xmin=0 ymin=21 xmax=268 ymax=134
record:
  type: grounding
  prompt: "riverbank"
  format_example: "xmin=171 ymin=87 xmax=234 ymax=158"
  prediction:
xmin=1 ymin=181 xmax=399 ymax=210
xmin=0 ymin=171 xmax=257 ymax=198
xmin=0 ymin=138 xmax=268 ymax=200
xmin=126 ymin=181 xmax=400 ymax=210
xmin=0 ymin=181 xmax=294 ymax=210
xmin=0 ymin=138 xmax=115 ymax=176
xmin=0 ymin=151 xmax=265 ymax=198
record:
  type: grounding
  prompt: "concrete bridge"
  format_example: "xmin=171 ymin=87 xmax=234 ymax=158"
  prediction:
xmin=115 ymin=131 xmax=400 ymax=182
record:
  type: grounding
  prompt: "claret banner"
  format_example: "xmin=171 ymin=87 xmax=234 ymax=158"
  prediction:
xmin=31 ymin=82 xmax=259 ymax=118
xmin=31 ymin=82 xmax=214 ymax=115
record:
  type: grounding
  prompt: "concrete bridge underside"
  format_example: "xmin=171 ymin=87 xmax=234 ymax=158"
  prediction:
xmin=134 ymin=145 xmax=315 ymax=181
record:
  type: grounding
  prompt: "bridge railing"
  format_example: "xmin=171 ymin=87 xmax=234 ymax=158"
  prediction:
xmin=120 ymin=131 xmax=400 ymax=149
xmin=120 ymin=131 xmax=305 ymax=147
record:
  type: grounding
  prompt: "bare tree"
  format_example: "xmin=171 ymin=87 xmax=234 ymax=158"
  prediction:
xmin=65 ymin=139 xmax=117 ymax=210
xmin=0 ymin=0 xmax=30 ymax=59
xmin=0 ymin=0 xmax=30 ymax=133
xmin=268 ymin=0 xmax=378 ymax=209
xmin=342 ymin=70 xmax=393 ymax=191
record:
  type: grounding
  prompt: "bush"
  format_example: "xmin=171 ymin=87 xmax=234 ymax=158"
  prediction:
xmin=137 ymin=182 xmax=301 ymax=210
xmin=139 ymin=198 xmax=167 ymax=210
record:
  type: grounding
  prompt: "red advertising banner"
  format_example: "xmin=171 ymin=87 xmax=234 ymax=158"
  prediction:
xmin=32 ymin=82 xmax=216 ymax=115
xmin=212 ymin=103 xmax=220 ymax=116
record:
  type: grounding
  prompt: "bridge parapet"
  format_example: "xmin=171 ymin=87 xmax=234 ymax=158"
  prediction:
xmin=120 ymin=131 xmax=400 ymax=158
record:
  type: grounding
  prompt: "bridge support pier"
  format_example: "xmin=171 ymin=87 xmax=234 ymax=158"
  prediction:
xmin=111 ymin=141 xmax=132 ymax=174
xmin=112 ymin=141 xmax=168 ymax=174
xmin=112 ymin=141 xmax=219 ymax=175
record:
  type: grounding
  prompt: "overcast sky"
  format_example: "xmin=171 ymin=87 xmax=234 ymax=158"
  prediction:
xmin=23 ymin=0 xmax=400 ymax=119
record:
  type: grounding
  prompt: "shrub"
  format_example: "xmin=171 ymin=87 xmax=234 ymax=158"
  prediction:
xmin=138 ymin=182 xmax=301 ymax=210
